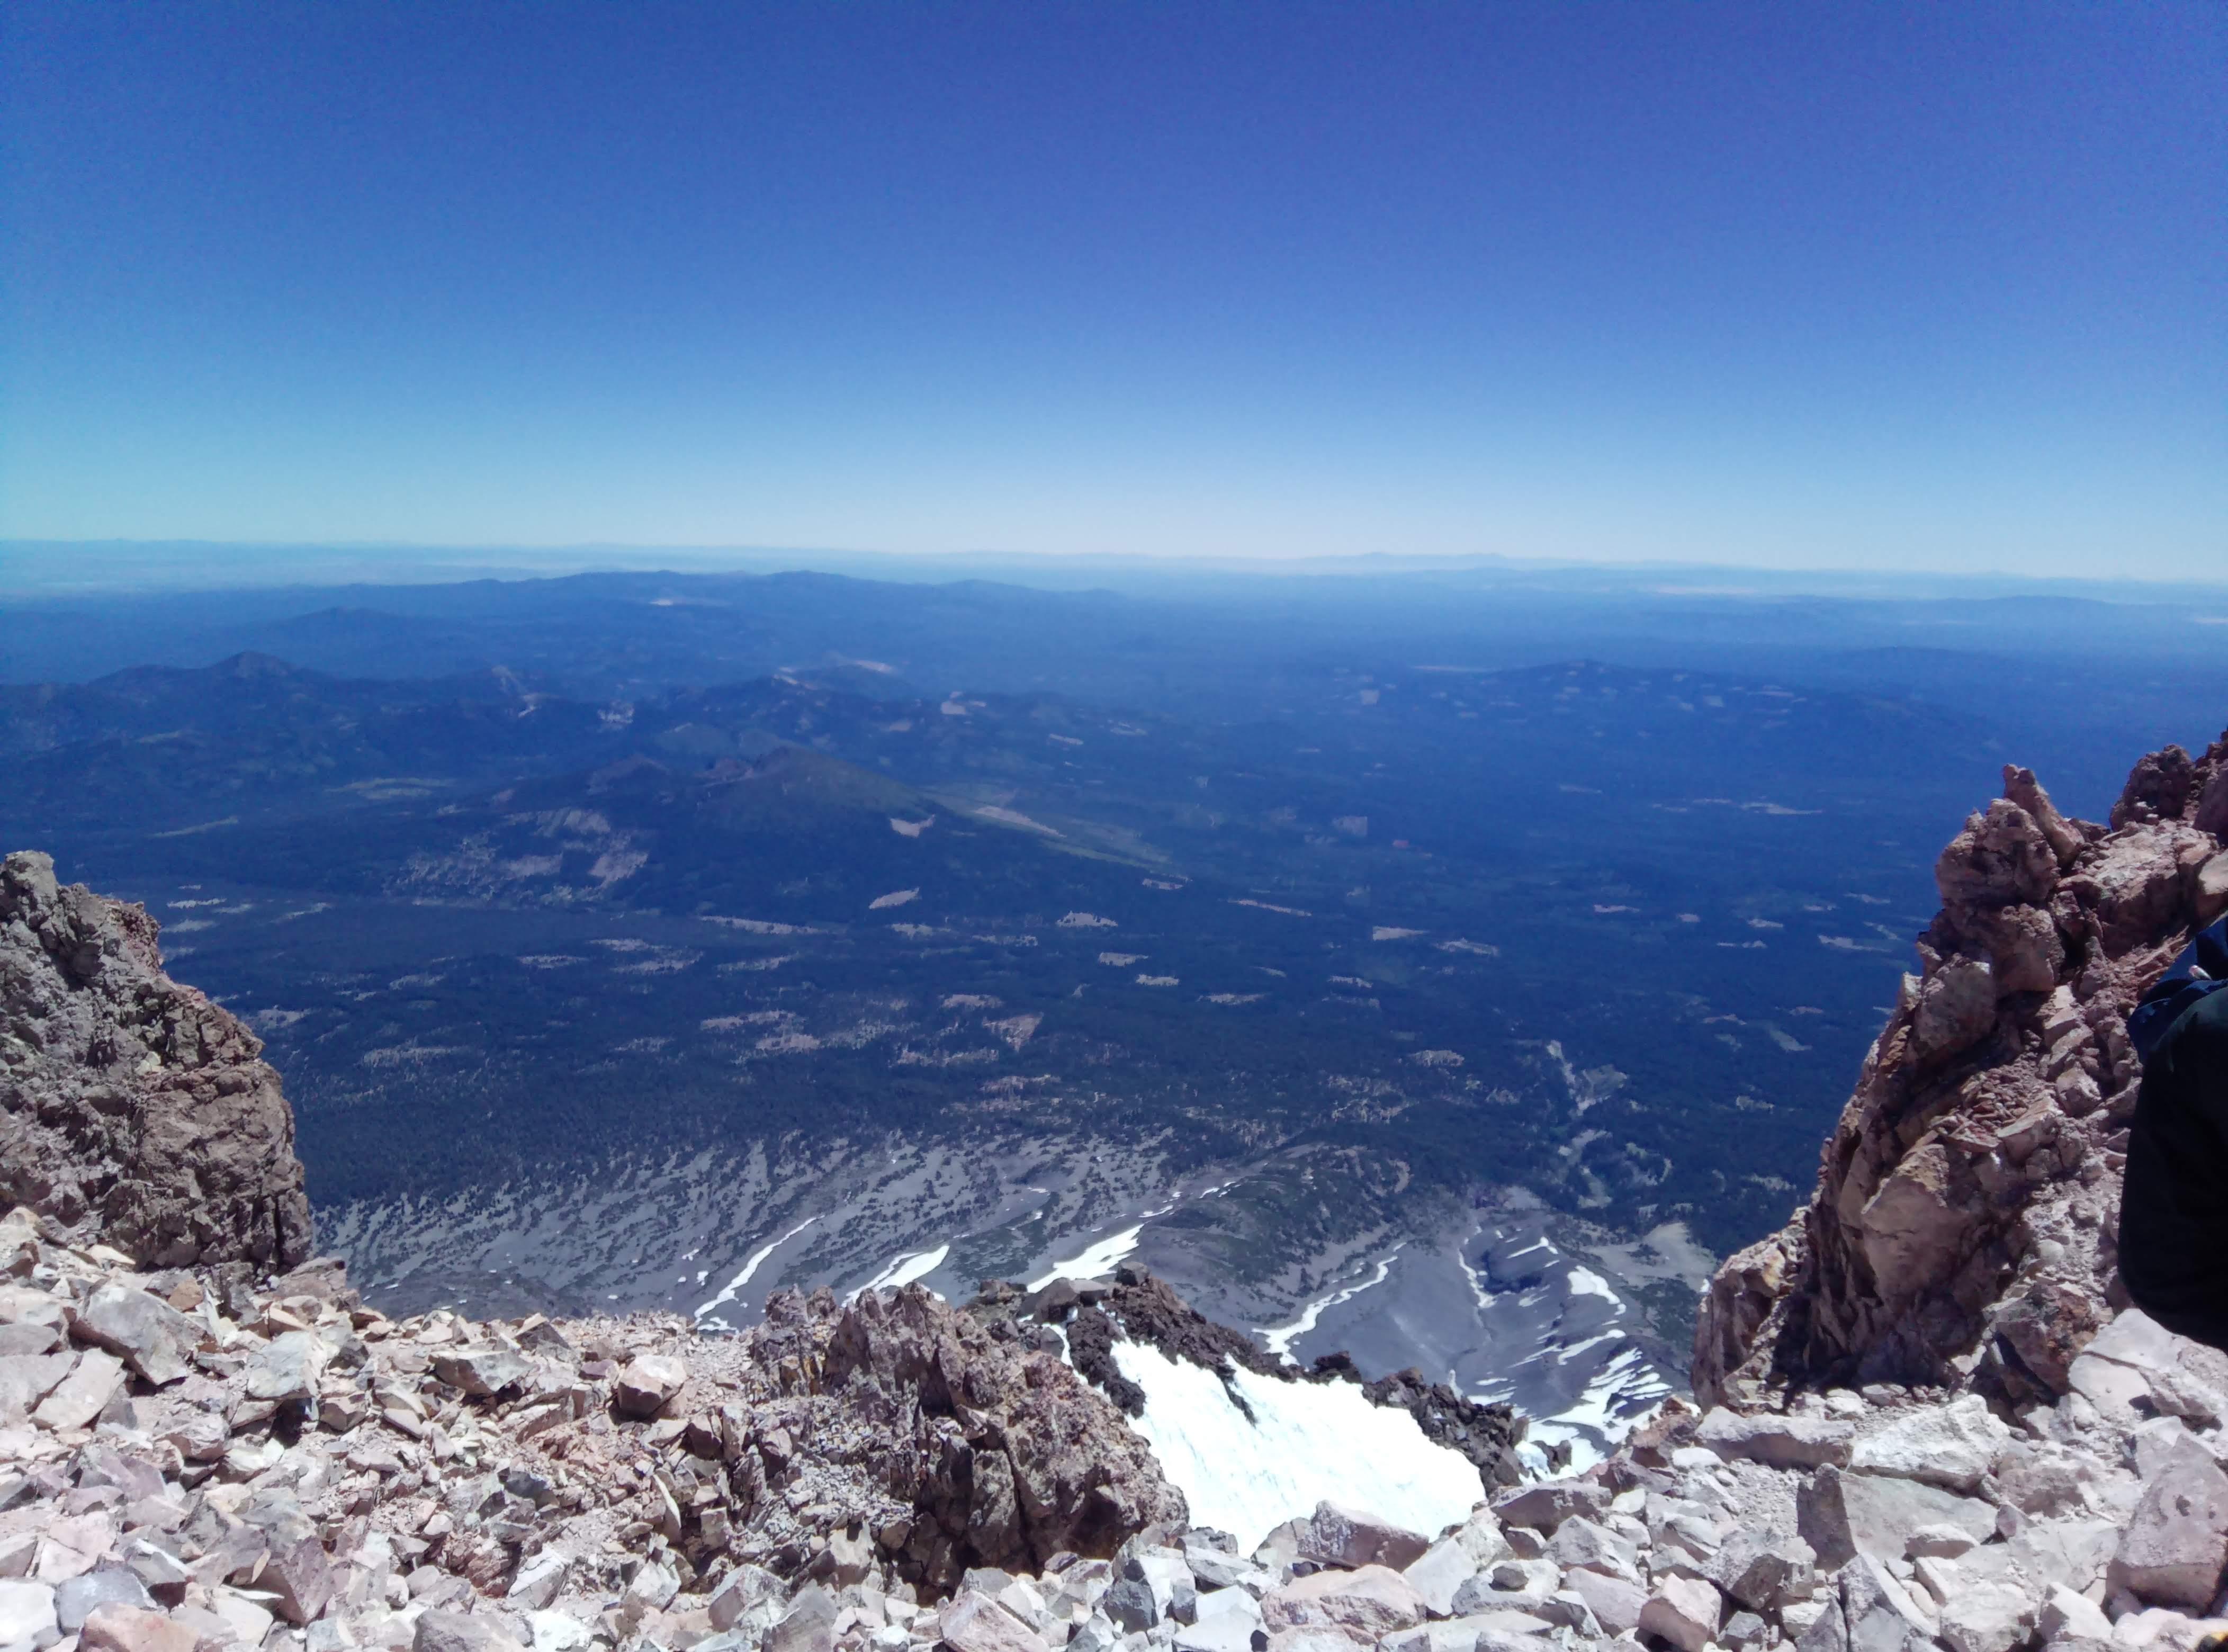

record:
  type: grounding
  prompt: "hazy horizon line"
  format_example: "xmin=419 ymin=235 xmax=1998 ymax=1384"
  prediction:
xmin=6 ymin=534 xmax=2226 ymax=600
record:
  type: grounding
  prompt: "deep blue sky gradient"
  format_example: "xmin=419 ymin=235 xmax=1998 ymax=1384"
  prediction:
xmin=4 ymin=4 xmax=2222 ymax=572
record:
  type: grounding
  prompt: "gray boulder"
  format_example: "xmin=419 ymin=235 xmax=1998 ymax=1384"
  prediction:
xmin=1847 ymin=1397 xmax=2009 ymax=1493
xmin=766 ymin=1584 xmax=839 ymax=1652
xmin=1547 ymin=1516 xmax=1641 ymax=1584
xmin=1836 ymin=1556 xmax=1934 ymax=1652
xmin=1400 ymin=1538 xmax=1477 ymax=1617
xmin=55 ymin=1572 xmax=152 ymax=1635
xmin=1697 ymin=1407 xmax=1855 ymax=1470
xmin=1708 ymin=1529 xmax=1816 ymax=1612
xmin=73 ymin=1283 xmax=200 ymax=1386
xmin=1297 ymin=1502 xmax=1430 ymax=1571
xmin=1559 ymin=1567 xmax=1647 ymax=1636
xmin=506 ymin=1552 xmax=569 ymax=1612
xmin=1490 ymin=1479 xmax=1608 ymax=1532
xmin=939 ymin=1591 xmax=1049 ymax=1652
xmin=2108 ymin=1438 xmax=2228 ymax=1610
xmin=415 ymin=1613 xmax=527 ymax=1652
xmin=432 ymin=1343 xmax=532 ymax=1398
xmin=1798 ymin=1465 xmax=1995 ymax=1570
xmin=244 ymin=1330 xmax=325 ymax=1404
xmin=1638 ymin=1574 xmax=1723 ymax=1652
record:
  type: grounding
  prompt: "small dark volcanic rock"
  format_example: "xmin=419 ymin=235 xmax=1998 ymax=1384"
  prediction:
xmin=1064 ymin=1304 xmax=1148 ymax=1415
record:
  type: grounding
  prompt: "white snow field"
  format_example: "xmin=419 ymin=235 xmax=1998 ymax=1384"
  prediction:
xmin=1026 ymin=1225 xmax=1144 ymax=1291
xmin=1111 ymin=1341 xmax=1482 ymax=1550
xmin=848 ymin=1243 xmax=951 ymax=1301
xmin=694 ymin=1216 xmax=818 ymax=1326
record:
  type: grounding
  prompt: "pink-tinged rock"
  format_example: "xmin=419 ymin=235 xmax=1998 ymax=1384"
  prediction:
xmin=2197 ymin=758 xmax=2228 ymax=837
xmin=0 ymin=851 xmax=313 ymax=1271
xmin=0 ymin=1580 xmax=59 ymax=1649
xmin=414 ymin=1609 xmax=527 ymax=1652
xmin=33 ymin=1512 xmax=115 ymax=1584
xmin=1263 ymin=1632 xmax=1365 ymax=1652
xmin=1937 ymin=800 xmax=2058 ymax=911
xmin=168 ymin=1605 xmax=238 ymax=1652
xmin=2036 ymin=1583 xmax=2114 ymax=1643
xmin=430 ymin=1344 xmax=531 ymax=1398
xmin=1855 ymin=1145 xmax=1968 ymax=1299
xmin=1381 ymin=1612 xmax=1550 ymax=1652
xmin=1400 ymin=1538 xmax=1475 ymax=1617
xmin=1561 ymin=1567 xmax=1648 ymax=1635
xmin=1297 ymin=1502 xmax=1431 ymax=1571
xmin=1910 ymin=957 xmax=1998 ymax=1065
xmin=2190 ymin=850 xmax=2228 ymax=926
xmin=243 ymin=1331 xmax=324 ymax=1404
xmin=1799 ymin=1466 xmax=1995 ymax=1571
xmin=1707 ymin=1529 xmax=1817 ymax=1612
xmin=938 ymin=1591 xmax=1050 ymax=1652
xmin=1262 ymin=1565 xmax=1429 ymax=1641
xmin=2003 ymin=766 xmax=2087 ymax=868
xmin=2110 ymin=1440 xmax=2228 ymax=1610
xmin=257 ymin=1533 xmax=333 ymax=1626
xmin=1966 ymin=904 xmax=2062 ymax=995
xmin=2115 ymin=748 xmax=2199 ymax=830
xmin=1638 ymin=1574 xmax=1723 ymax=1652
xmin=1489 ymin=1478 xmax=1608 ymax=1532
xmin=33 ymin=1348 xmax=124 ymax=1431
xmin=1547 ymin=1516 xmax=1640 ymax=1584
xmin=2073 ymin=826 xmax=2205 ymax=957
xmin=611 ymin=1355 xmax=688 ymax=1418
xmin=81 ymin=1604 xmax=202 ymax=1652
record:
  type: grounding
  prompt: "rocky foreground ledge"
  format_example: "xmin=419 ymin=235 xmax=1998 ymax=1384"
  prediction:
xmin=7 ymin=1195 xmax=2228 ymax=1652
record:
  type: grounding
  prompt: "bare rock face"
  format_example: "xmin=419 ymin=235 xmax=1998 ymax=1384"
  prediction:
xmin=1695 ymin=734 xmax=2228 ymax=1406
xmin=0 ymin=850 xmax=311 ymax=1271
xmin=749 ymin=1282 xmax=1189 ymax=1593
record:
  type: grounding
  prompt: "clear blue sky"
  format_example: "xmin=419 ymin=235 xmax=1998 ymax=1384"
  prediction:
xmin=4 ymin=3 xmax=2222 ymax=575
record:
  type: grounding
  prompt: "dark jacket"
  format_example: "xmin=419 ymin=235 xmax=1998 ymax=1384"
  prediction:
xmin=2118 ymin=913 xmax=2228 ymax=1351
xmin=2130 ymin=913 xmax=2228 ymax=1064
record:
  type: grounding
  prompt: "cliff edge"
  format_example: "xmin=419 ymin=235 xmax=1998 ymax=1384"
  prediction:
xmin=0 ymin=849 xmax=313 ymax=1272
xmin=1695 ymin=735 xmax=2228 ymax=1408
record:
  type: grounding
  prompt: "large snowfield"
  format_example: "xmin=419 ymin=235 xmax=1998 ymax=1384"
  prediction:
xmin=1110 ymin=1341 xmax=1485 ymax=1549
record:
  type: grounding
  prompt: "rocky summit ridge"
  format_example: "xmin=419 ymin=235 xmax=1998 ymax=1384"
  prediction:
xmin=6 ymin=730 xmax=2228 ymax=1652
xmin=0 ymin=851 xmax=310 ymax=1274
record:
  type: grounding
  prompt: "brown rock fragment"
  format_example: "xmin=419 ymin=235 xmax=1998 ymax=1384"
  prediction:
xmin=80 ymin=1603 xmax=200 ymax=1652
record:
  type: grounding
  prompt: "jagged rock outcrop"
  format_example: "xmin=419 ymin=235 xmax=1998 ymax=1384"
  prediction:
xmin=748 ymin=1283 xmax=1189 ymax=1591
xmin=0 ymin=1208 xmax=1201 ymax=1652
xmin=1695 ymin=733 xmax=2228 ymax=1408
xmin=0 ymin=850 xmax=311 ymax=1271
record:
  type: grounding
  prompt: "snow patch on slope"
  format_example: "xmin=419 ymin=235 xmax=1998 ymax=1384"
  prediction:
xmin=1520 ymin=1345 xmax=1674 ymax=1476
xmin=849 ymin=1244 xmax=950 ymax=1301
xmin=1027 ymin=1225 xmax=1143 ymax=1291
xmin=1259 ymin=1247 xmax=1403 ymax=1360
xmin=1110 ymin=1340 xmax=1480 ymax=1551
xmin=695 ymin=1216 xmax=817 ymax=1326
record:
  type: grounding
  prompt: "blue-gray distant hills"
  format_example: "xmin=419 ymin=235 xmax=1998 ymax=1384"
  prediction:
xmin=3 ymin=560 xmax=2224 ymax=1458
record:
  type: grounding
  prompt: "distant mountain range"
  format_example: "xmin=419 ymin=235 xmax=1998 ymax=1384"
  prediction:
xmin=3 ymin=562 xmax=2222 ymax=1456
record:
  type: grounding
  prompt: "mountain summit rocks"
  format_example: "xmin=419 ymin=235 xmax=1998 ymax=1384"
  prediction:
xmin=1694 ymin=735 xmax=2228 ymax=1406
xmin=0 ymin=850 xmax=311 ymax=1271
